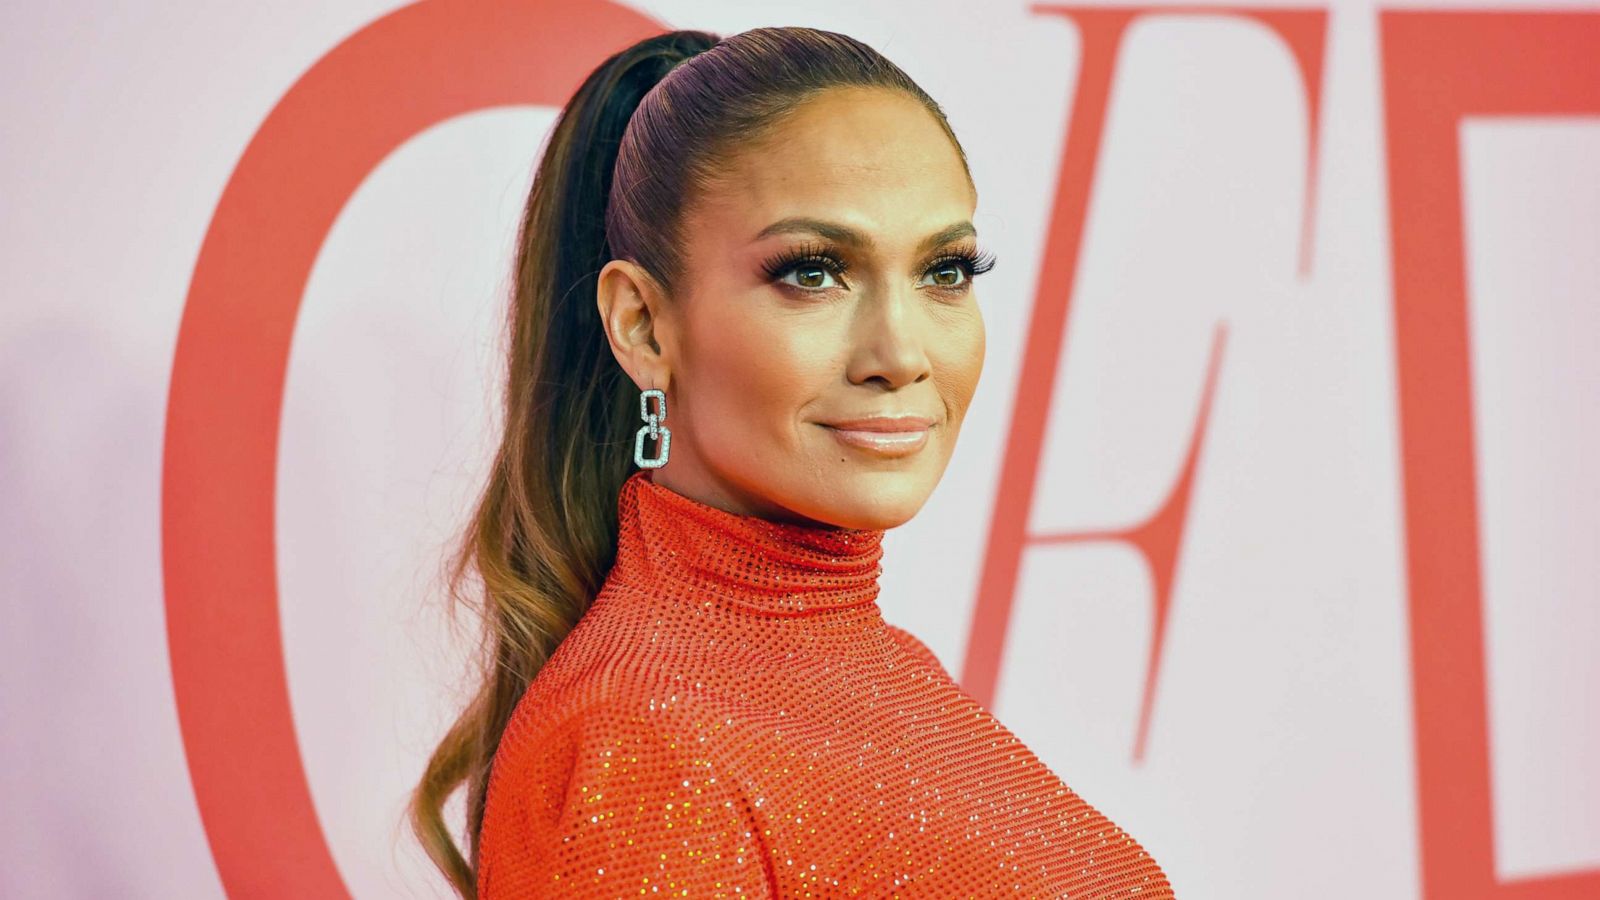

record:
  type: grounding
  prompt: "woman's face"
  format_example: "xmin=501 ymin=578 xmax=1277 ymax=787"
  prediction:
xmin=602 ymin=86 xmax=987 ymax=530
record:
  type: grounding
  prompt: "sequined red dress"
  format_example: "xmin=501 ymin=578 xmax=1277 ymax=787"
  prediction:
xmin=476 ymin=469 xmax=1175 ymax=898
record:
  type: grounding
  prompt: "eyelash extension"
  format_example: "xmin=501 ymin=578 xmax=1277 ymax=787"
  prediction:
xmin=925 ymin=246 xmax=998 ymax=284
xmin=760 ymin=241 xmax=1000 ymax=290
xmin=760 ymin=241 xmax=850 ymax=285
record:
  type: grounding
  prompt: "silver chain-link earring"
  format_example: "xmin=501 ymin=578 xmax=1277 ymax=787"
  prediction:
xmin=633 ymin=388 xmax=670 ymax=469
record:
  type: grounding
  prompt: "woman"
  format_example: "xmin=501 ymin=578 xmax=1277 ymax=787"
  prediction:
xmin=410 ymin=25 xmax=1175 ymax=899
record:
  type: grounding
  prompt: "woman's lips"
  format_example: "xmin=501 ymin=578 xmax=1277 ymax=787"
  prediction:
xmin=819 ymin=419 xmax=933 ymax=457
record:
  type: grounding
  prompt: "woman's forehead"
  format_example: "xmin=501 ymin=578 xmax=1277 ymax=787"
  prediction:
xmin=689 ymin=91 xmax=974 ymax=250
xmin=732 ymin=88 xmax=962 ymax=190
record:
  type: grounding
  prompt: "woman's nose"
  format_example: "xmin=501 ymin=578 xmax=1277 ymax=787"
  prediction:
xmin=848 ymin=282 xmax=932 ymax=388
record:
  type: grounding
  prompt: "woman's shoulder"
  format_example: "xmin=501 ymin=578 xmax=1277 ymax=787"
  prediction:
xmin=501 ymin=598 xmax=673 ymax=715
xmin=486 ymin=663 xmax=751 ymax=825
xmin=479 ymin=678 xmax=774 ymax=897
xmin=882 ymin=621 xmax=953 ymax=681
xmin=501 ymin=623 xmax=743 ymax=752
xmin=503 ymin=614 xmax=955 ymax=761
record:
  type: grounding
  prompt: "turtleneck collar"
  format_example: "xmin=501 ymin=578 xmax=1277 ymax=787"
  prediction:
xmin=607 ymin=469 xmax=886 ymax=616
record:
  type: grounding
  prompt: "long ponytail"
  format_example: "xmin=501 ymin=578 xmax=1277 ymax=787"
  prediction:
xmin=406 ymin=30 xmax=720 ymax=899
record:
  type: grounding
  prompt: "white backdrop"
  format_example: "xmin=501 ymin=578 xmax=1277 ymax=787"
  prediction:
xmin=2 ymin=1 xmax=1596 ymax=897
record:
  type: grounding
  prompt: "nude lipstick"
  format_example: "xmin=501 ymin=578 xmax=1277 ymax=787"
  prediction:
xmin=819 ymin=415 xmax=934 ymax=458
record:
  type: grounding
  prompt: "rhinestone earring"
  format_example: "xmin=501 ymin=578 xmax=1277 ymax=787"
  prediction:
xmin=634 ymin=388 xmax=671 ymax=469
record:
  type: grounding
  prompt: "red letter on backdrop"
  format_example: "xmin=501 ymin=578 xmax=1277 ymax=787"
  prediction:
xmin=163 ymin=1 xmax=667 ymax=895
xmin=962 ymin=6 xmax=1327 ymax=763
xmin=1380 ymin=11 xmax=1600 ymax=900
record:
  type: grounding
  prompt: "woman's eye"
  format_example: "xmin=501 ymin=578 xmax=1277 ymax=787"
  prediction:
xmin=921 ymin=262 xmax=969 ymax=289
xmin=782 ymin=264 xmax=840 ymax=290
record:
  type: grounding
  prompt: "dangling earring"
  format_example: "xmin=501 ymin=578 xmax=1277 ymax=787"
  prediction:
xmin=634 ymin=387 xmax=671 ymax=469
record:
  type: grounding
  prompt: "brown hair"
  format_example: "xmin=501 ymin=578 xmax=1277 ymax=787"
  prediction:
xmin=407 ymin=25 xmax=972 ymax=898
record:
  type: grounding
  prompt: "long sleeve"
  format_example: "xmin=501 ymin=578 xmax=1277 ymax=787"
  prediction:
xmin=478 ymin=700 xmax=776 ymax=899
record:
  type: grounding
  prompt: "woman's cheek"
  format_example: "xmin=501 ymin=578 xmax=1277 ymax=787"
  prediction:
xmin=690 ymin=311 xmax=796 ymax=450
xmin=966 ymin=309 xmax=986 ymax=395
xmin=937 ymin=314 xmax=984 ymax=407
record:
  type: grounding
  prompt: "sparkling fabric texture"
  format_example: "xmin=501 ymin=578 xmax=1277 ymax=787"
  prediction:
xmin=477 ymin=470 xmax=1175 ymax=898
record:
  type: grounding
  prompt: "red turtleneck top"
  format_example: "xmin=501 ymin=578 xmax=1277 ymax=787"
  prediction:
xmin=476 ymin=470 xmax=1174 ymax=898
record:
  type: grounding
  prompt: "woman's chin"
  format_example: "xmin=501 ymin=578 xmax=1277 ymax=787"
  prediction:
xmin=808 ymin=468 xmax=938 ymax=530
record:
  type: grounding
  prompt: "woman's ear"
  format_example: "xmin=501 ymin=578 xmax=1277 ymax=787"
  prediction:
xmin=596 ymin=258 xmax=671 ymax=392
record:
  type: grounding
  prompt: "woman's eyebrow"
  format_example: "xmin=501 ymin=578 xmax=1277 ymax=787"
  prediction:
xmin=752 ymin=217 xmax=977 ymax=254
